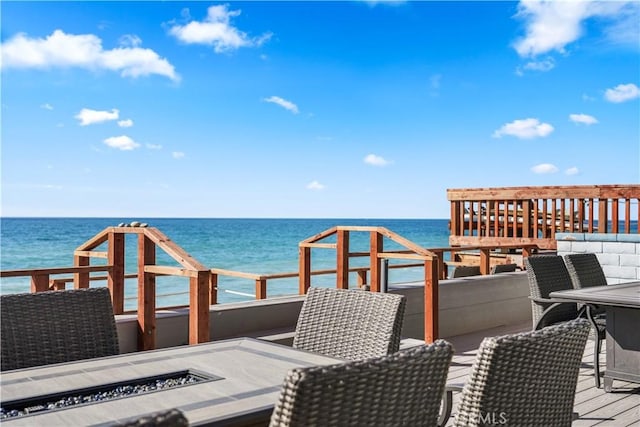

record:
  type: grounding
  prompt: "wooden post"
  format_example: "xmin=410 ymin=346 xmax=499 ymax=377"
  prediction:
xmin=479 ymin=248 xmax=490 ymax=275
xmin=189 ymin=270 xmax=210 ymax=344
xmin=108 ymin=231 xmax=125 ymax=314
xmin=356 ymin=270 xmax=367 ymax=288
xmin=299 ymin=246 xmax=311 ymax=295
xmin=137 ymin=234 xmax=156 ymax=351
xmin=255 ymin=278 xmax=267 ymax=300
xmin=336 ymin=230 xmax=349 ymax=289
xmin=210 ymin=273 xmax=218 ymax=305
xmin=424 ymin=257 xmax=439 ymax=343
xmin=369 ymin=231 xmax=382 ymax=292
xmin=31 ymin=274 xmax=49 ymax=293
xmin=74 ymin=255 xmax=90 ymax=289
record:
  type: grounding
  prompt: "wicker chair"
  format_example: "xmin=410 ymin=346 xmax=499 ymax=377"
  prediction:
xmin=490 ymin=263 xmax=519 ymax=274
xmin=1 ymin=287 xmax=120 ymax=371
xmin=524 ymin=255 xmax=579 ymax=330
xmin=451 ymin=265 xmax=481 ymax=278
xmin=292 ymin=287 xmax=406 ymax=360
xmin=440 ymin=318 xmax=591 ymax=427
xmin=270 ymin=340 xmax=454 ymax=427
xmin=564 ymin=253 xmax=608 ymax=388
xmin=115 ymin=408 xmax=189 ymax=427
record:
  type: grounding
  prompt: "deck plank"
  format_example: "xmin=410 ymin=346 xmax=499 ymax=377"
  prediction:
xmin=441 ymin=323 xmax=640 ymax=426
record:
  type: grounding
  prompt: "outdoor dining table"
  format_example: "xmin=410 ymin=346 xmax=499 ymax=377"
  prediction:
xmin=0 ymin=337 xmax=343 ymax=426
xmin=549 ymin=280 xmax=640 ymax=392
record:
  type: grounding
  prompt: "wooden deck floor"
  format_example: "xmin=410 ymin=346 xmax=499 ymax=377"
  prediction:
xmin=441 ymin=322 xmax=640 ymax=426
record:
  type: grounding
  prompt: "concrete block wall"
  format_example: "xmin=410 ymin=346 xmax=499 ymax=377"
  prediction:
xmin=556 ymin=233 xmax=640 ymax=284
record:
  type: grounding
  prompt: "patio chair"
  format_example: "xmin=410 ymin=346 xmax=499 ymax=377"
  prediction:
xmin=524 ymin=255 xmax=579 ymax=330
xmin=270 ymin=340 xmax=454 ymax=427
xmin=451 ymin=265 xmax=481 ymax=278
xmin=439 ymin=318 xmax=591 ymax=427
xmin=115 ymin=408 xmax=189 ymax=427
xmin=564 ymin=253 xmax=608 ymax=388
xmin=524 ymin=255 xmax=604 ymax=388
xmin=490 ymin=263 xmax=519 ymax=274
xmin=292 ymin=287 xmax=406 ymax=360
xmin=1 ymin=287 xmax=120 ymax=371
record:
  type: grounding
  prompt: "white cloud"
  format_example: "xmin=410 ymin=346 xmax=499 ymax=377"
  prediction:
xmin=306 ymin=180 xmax=325 ymax=190
xmin=41 ymin=103 xmax=53 ymax=110
xmin=492 ymin=118 xmax=554 ymax=139
xmin=513 ymin=1 xmax=638 ymax=57
xmin=1 ymin=30 xmax=179 ymax=81
xmin=263 ymin=96 xmax=299 ymax=114
xmin=103 ymin=135 xmax=140 ymax=150
xmin=569 ymin=113 xmax=598 ymax=125
xmin=168 ymin=5 xmax=272 ymax=53
xmin=118 ymin=34 xmax=142 ymax=48
xmin=364 ymin=154 xmax=390 ymax=166
xmin=75 ymin=108 xmax=119 ymax=126
xmin=604 ymin=83 xmax=640 ymax=103
xmin=118 ymin=119 xmax=134 ymax=128
xmin=565 ymin=167 xmax=579 ymax=175
xmin=172 ymin=151 xmax=185 ymax=159
xmin=516 ymin=57 xmax=555 ymax=75
xmin=146 ymin=143 xmax=162 ymax=150
xmin=531 ymin=163 xmax=558 ymax=174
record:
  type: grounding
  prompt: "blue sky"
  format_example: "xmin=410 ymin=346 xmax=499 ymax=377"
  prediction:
xmin=1 ymin=1 xmax=639 ymax=219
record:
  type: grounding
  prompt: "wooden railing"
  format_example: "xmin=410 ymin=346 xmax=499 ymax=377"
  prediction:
xmin=448 ymin=184 xmax=640 ymax=250
xmin=298 ymin=226 xmax=440 ymax=342
xmin=1 ymin=224 xmax=539 ymax=350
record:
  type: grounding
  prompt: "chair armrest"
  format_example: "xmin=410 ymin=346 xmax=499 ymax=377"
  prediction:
xmin=438 ymin=383 xmax=465 ymax=426
xmin=529 ymin=296 xmax=576 ymax=305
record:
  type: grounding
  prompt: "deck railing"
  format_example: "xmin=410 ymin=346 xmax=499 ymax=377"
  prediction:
xmin=1 ymin=225 xmax=537 ymax=350
xmin=448 ymin=184 xmax=640 ymax=250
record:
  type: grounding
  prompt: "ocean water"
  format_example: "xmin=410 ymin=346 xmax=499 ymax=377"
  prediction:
xmin=0 ymin=218 xmax=451 ymax=309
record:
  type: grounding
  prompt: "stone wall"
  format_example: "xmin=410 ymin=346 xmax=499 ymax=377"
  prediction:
xmin=556 ymin=233 xmax=640 ymax=284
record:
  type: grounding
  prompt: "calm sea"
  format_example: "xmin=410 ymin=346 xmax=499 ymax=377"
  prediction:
xmin=0 ymin=218 xmax=450 ymax=309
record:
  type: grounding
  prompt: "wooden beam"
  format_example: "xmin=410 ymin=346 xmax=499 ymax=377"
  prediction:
xmin=479 ymin=249 xmax=490 ymax=275
xmin=255 ymin=278 xmax=267 ymax=300
xmin=369 ymin=231 xmax=382 ymax=293
xmin=424 ymin=258 xmax=439 ymax=343
xmin=108 ymin=232 xmax=125 ymax=314
xmin=73 ymin=255 xmax=90 ymax=289
xmin=189 ymin=270 xmax=210 ymax=344
xmin=138 ymin=234 xmax=156 ymax=351
xmin=336 ymin=230 xmax=349 ymax=289
xmin=299 ymin=246 xmax=311 ymax=295
xmin=210 ymin=273 xmax=218 ymax=305
xmin=30 ymin=274 xmax=49 ymax=293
